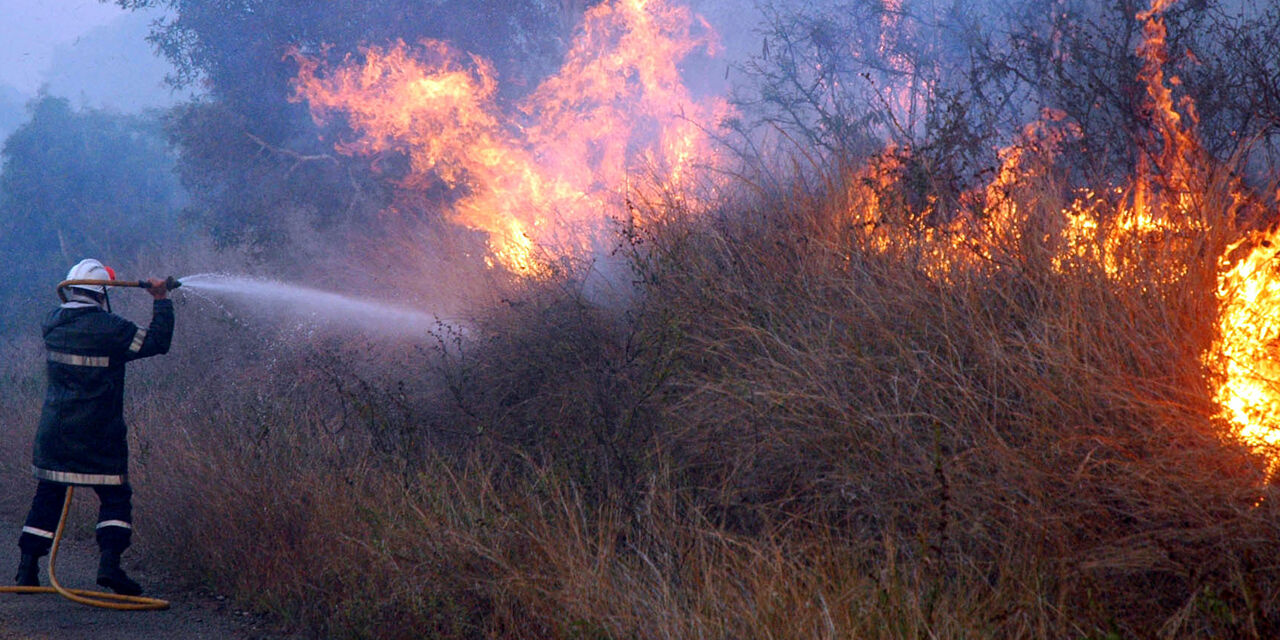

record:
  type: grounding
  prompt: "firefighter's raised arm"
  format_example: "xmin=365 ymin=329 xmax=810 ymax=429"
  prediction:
xmin=144 ymin=278 xmax=169 ymax=300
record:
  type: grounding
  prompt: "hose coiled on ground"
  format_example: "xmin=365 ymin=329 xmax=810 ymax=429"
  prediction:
xmin=0 ymin=487 xmax=170 ymax=611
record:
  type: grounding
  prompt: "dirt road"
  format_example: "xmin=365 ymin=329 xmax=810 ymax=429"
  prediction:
xmin=0 ymin=510 xmax=292 ymax=639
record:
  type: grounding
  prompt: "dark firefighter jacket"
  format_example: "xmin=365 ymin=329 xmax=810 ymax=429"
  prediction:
xmin=32 ymin=299 xmax=174 ymax=485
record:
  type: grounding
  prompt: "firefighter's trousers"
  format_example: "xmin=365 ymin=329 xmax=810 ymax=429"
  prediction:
xmin=17 ymin=480 xmax=132 ymax=556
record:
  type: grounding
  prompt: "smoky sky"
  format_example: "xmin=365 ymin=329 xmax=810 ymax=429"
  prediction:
xmin=0 ymin=0 xmax=123 ymax=95
xmin=0 ymin=1 xmax=183 ymax=122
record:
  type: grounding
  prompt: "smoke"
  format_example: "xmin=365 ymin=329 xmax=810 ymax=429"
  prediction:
xmin=8 ymin=0 xmax=1274 ymax=338
xmin=42 ymin=7 xmax=193 ymax=112
xmin=0 ymin=84 xmax=23 ymax=141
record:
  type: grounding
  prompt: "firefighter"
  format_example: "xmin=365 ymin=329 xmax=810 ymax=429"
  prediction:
xmin=14 ymin=259 xmax=174 ymax=596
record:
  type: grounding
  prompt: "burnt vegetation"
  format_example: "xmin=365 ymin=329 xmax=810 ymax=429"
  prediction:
xmin=2 ymin=0 xmax=1280 ymax=638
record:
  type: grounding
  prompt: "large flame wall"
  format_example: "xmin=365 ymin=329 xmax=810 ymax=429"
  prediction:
xmin=290 ymin=0 xmax=1279 ymax=465
xmin=291 ymin=0 xmax=729 ymax=274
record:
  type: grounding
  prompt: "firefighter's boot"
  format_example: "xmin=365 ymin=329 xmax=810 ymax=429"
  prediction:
xmin=14 ymin=553 xmax=39 ymax=588
xmin=96 ymin=551 xmax=141 ymax=596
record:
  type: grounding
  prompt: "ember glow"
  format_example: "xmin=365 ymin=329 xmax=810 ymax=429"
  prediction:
xmin=291 ymin=0 xmax=729 ymax=274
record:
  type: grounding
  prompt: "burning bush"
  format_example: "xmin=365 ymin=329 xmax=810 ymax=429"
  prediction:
xmin=132 ymin=145 xmax=1280 ymax=637
xmin=27 ymin=0 xmax=1279 ymax=638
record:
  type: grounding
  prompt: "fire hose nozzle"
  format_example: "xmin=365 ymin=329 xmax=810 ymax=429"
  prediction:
xmin=143 ymin=276 xmax=182 ymax=291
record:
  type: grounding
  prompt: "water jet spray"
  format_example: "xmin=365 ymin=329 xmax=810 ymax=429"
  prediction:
xmin=178 ymin=273 xmax=457 ymax=336
xmin=55 ymin=273 xmax=459 ymax=337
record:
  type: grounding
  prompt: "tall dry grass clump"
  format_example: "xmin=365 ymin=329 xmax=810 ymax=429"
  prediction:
xmin=120 ymin=155 xmax=1280 ymax=639
xmin=633 ymin=159 xmax=1280 ymax=636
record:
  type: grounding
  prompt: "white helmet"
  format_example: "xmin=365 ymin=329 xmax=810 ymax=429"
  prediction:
xmin=65 ymin=258 xmax=116 ymax=295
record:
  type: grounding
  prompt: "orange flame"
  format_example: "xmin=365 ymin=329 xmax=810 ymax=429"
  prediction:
xmin=1214 ymin=233 xmax=1280 ymax=453
xmin=1134 ymin=0 xmax=1205 ymax=219
xmin=1140 ymin=0 xmax=1280 ymax=458
xmin=845 ymin=0 xmax=1278 ymax=462
xmin=292 ymin=0 xmax=729 ymax=274
xmin=875 ymin=0 xmax=931 ymax=138
xmin=291 ymin=0 xmax=1280 ymax=462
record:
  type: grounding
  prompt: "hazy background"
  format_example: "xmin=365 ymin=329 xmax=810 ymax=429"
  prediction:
xmin=0 ymin=0 xmax=189 ymax=143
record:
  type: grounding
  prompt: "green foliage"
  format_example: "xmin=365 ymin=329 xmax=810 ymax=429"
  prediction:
xmin=0 ymin=95 xmax=183 ymax=334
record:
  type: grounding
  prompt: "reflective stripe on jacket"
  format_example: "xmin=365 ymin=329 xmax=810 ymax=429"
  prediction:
xmin=32 ymin=299 xmax=174 ymax=485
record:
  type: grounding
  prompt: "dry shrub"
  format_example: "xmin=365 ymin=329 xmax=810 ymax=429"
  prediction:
xmin=0 ymin=338 xmax=46 ymax=514
xmin=119 ymin=158 xmax=1280 ymax=639
xmin=417 ymin=271 xmax=680 ymax=503
xmin=137 ymin=384 xmax=493 ymax=639
xmin=634 ymin=163 xmax=1280 ymax=636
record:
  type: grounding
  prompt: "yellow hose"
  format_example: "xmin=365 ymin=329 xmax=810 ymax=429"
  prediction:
xmin=0 ymin=486 xmax=170 ymax=610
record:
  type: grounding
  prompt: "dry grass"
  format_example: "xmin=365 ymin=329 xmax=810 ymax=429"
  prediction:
xmin=639 ymin=166 xmax=1280 ymax=636
xmin=3 ymin=158 xmax=1277 ymax=638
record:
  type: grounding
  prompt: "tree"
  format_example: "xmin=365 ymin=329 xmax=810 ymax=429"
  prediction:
xmin=735 ymin=0 xmax=1280 ymax=215
xmin=0 ymin=95 xmax=183 ymax=334
xmin=115 ymin=0 xmax=595 ymax=251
